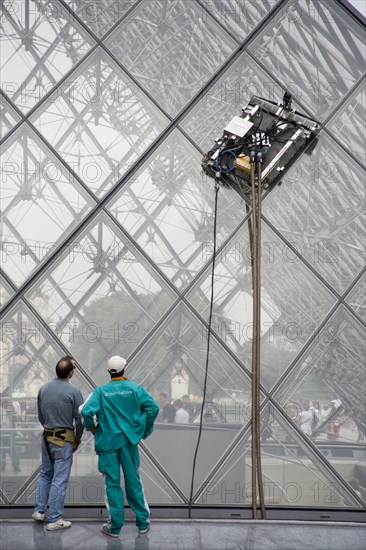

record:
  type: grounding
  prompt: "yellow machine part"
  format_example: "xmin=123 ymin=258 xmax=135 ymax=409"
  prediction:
xmin=235 ymin=155 xmax=251 ymax=175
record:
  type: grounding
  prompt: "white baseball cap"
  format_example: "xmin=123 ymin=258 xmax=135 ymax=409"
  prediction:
xmin=107 ymin=356 xmax=127 ymax=373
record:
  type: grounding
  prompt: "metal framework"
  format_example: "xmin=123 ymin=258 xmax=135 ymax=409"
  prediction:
xmin=0 ymin=0 xmax=365 ymax=516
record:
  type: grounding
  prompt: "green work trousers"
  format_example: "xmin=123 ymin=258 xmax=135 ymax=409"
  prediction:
xmin=98 ymin=441 xmax=150 ymax=535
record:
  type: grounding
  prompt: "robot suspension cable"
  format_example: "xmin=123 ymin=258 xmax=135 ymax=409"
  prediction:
xmin=250 ymin=154 xmax=266 ymax=520
xmin=188 ymin=177 xmax=220 ymax=518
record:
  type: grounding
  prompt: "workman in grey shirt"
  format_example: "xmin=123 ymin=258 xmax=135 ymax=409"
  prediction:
xmin=32 ymin=356 xmax=84 ymax=531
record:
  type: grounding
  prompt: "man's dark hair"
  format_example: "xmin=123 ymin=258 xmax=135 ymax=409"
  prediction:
xmin=110 ymin=369 xmax=125 ymax=379
xmin=173 ymin=399 xmax=183 ymax=408
xmin=56 ymin=357 xmax=75 ymax=379
xmin=159 ymin=392 xmax=168 ymax=398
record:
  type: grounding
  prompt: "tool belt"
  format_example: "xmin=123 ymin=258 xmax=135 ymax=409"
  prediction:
xmin=43 ymin=428 xmax=75 ymax=448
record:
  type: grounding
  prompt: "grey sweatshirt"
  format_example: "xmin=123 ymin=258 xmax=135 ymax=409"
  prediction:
xmin=37 ymin=378 xmax=84 ymax=442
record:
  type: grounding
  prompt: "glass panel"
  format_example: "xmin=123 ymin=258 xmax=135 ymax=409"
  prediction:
xmin=263 ymin=133 xmax=366 ymax=294
xmin=64 ymin=0 xmax=138 ymax=38
xmin=105 ymin=0 xmax=237 ymax=116
xmin=0 ymin=126 xmax=95 ymax=287
xmin=25 ymin=212 xmax=177 ymax=386
xmin=131 ymin=302 xmax=252 ymax=499
xmin=274 ymin=306 xmax=366 ymax=503
xmin=0 ymin=95 xmax=20 ymax=140
xmin=180 ymin=52 xmax=287 ymax=151
xmin=195 ymin=403 xmax=362 ymax=507
xmin=30 ymin=48 xmax=169 ymax=197
xmin=0 ymin=275 xmax=15 ymax=308
xmin=108 ymin=129 xmax=244 ymax=290
xmin=0 ymin=0 xmax=94 ymax=113
xmin=200 ymin=0 xmax=278 ymax=41
xmin=139 ymin=448 xmax=186 ymax=504
xmin=327 ymin=80 xmax=366 ymax=167
xmin=346 ymin=272 xmax=366 ymax=323
xmin=351 ymin=1 xmax=366 ymax=18
xmin=187 ymin=220 xmax=336 ymax=389
xmin=0 ymin=301 xmax=93 ymax=501
xmin=249 ymin=0 xmax=365 ymax=119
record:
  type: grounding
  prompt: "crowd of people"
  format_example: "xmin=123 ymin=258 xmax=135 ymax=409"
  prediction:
xmin=287 ymin=400 xmax=345 ymax=440
xmin=0 ymin=397 xmax=21 ymax=472
xmin=156 ymin=393 xmax=196 ymax=424
xmin=0 ymin=395 xmax=41 ymax=472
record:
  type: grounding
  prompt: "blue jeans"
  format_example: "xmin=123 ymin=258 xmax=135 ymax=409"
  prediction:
xmin=35 ymin=440 xmax=73 ymax=522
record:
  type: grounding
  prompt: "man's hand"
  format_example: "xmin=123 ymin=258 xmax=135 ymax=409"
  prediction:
xmin=73 ymin=439 xmax=80 ymax=453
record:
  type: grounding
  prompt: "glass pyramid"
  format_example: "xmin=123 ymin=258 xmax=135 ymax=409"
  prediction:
xmin=0 ymin=0 xmax=365 ymax=516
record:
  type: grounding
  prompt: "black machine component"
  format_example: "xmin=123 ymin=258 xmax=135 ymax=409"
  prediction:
xmin=202 ymin=93 xmax=320 ymax=196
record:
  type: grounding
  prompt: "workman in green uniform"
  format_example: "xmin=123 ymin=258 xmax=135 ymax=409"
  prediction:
xmin=80 ymin=356 xmax=159 ymax=538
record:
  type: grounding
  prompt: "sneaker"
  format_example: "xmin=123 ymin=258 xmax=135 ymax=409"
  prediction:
xmin=138 ymin=524 xmax=150 ymax=535
xmin=46 ymin=519 xmax=72 ymax=531
xmin=32 ymin=511 xmax=45 ymax=522
xmin=101 ymin=524 xmax=119 ymax=538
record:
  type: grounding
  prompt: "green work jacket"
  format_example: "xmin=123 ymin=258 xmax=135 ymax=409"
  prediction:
xmin=80 ymin=379 xmax=159 ymax=454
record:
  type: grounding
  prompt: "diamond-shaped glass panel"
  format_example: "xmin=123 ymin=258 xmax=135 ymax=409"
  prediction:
xmin=105 ymin=0 xmax=237 ymax=116
xmin=200 ymin=0 xmax=279 ymax=41
xmin=108 ymin=129 xmax=244 ymax=290
xmin=0 ymin=126 xmax=95 ymax=286
xmin=327 ymin=80 xmax=366 ymax=167
xmin=25 ymin=213 xmax=177 ymax=386
xmin=0 ymin=0 xmax=94 ymax=113
xmin=187 ymin=220 xmax=336 ymax=389
xmin=345 ymin=272 xmax=366 ymax=323
xmin=249 ymin=0 xmax=365 ymax=119
xmin=0 ymin=95 xmax=20 ymax=140
xmin=0 ymin=275 xmax=15 ymax=308
xmin=0 ymin=301 xmax=93 ymax=501
xmin=132 ymin=302 xmax=252 ymax=410
xmin=130 ymin=302 xmax=253 ymax=498
xmin=263 ymin=133 xmax=366 ymax=295
xmin=194 ymin=403 xmax=362 ymax=507
xmin=180 ymin=52 xmax=287 ymax=151
xmin=30 ymin=48 xmax=169 ymax=196
xmin=139 ymin=447 xmax=186 ymax=504
xmin=274 ymin=306 xmax=365 ymax=503
xmin=64 ymin=0 xmax=138 ymax=38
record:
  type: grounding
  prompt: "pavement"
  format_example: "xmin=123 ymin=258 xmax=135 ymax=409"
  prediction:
xmin=0 ymin=519 xmax=365 ymax=550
